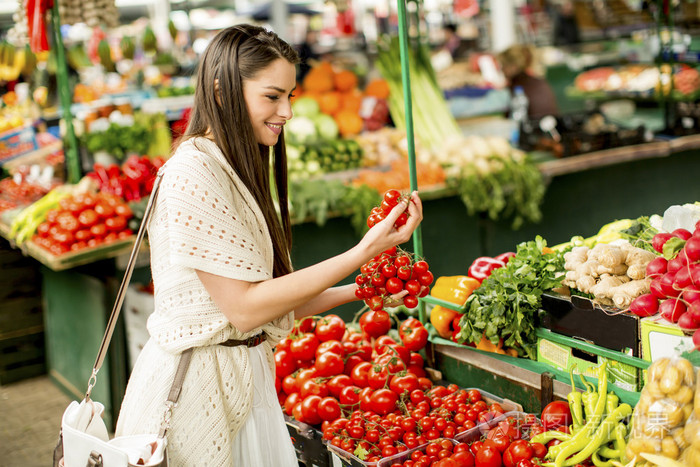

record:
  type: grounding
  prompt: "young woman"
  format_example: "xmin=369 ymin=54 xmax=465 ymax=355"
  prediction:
xmin=115 ymin=24 xmax=423 ymax=466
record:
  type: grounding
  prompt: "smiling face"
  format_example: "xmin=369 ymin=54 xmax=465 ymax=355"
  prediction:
xmin=242 ymin=58 xmax=297 ymax=147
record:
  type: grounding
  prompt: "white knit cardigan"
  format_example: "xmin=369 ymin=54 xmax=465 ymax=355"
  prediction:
xmin=115 ymin=137 xmax=293 ymax=466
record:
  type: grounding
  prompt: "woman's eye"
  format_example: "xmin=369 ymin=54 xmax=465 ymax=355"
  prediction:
xmin=266 ymin=95 xmax=279 ymax=101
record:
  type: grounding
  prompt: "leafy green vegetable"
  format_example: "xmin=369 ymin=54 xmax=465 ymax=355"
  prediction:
xmin=458 ymin=236 xmax=564 ymax=359
xmin=289 ymin=179 xmax=381 ymax=235
xmin=663 ymin=237 xmax=686 ymax=260
xmin=449 ymin=154 xmax=546 ymax=229
xmin=82 ymin=115 xmax=153 ymax=160
xmin=619 ymin=216 xmax=659 ymax=253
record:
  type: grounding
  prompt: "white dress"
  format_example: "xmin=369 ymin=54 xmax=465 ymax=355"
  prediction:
xmin=232 ymin=345 xmax=298 ymax=466
xmin=116 ymin=137 xmax=297 ymax=466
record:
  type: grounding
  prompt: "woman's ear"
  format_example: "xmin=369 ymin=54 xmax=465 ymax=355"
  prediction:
xmin=214 ymin=78 xmax=222 ymax=106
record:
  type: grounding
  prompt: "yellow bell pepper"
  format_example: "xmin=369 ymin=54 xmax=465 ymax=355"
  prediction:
xmin=430 ymin=276 xmax=481 ymax=306
xmin=430 ymin=305 xmax=459 ymax=339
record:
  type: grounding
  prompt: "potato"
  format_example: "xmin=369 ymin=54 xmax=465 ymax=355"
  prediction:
xmin=646 ymin=380 xmax=666 ymax=399
xmin=670 ymin=385 xmax=695 ymax=405
xmin=685 ymin=403 xmax=695 ymax=423
xmin=676 ymin=358 xmax=695 ymax=386
xmin=667 ymin=404 xmax=685 ymax=427
xmin=683 ymin=446 xmax=700 ymax=467
xmin=660 ymin=367 xmax=683 ymax=395
xmin=662 ymin=436 xmax=680 ymax=459
xmin=650 ymin=358 xmax=671 ymax=384
xmin=672 ymin=427 xmax=688 ymax=450
xmin=644 ymin=423 xmax=669 ymax=438
xmin=686 ymin=419 xmax=700 ymax=445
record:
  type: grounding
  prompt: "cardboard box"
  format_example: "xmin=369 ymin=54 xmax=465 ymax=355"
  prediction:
xmin=537 ymin=336 xmax=640 ymax=392
xmin=0 ymin=125 xmax=38 ymax=164
xmin=640 ymin=317 xmax=695 ymax=362
xmin=540 ymin=292 xmax=640 ymax=356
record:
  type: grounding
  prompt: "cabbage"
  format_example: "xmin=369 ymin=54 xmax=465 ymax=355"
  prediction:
xmin=286 ymin=116 xmax=317 ymax=144
xmin=292 ymin=97 xmax=320 ymax=118
xmin=314 ymin=114 xmax=339 ymax=141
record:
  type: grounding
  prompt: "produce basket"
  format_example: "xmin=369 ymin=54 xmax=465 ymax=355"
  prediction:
xmin=324 ymin=387 xmax=521 ymax=467
xmin=24 ymin=236 xmax=139 ymax=271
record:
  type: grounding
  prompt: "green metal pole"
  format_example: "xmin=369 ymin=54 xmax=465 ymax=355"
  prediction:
xmin=396 ymin=0 xmax=425 ymax=322
xmin=51 ymin=3 xmax=81 ymax=184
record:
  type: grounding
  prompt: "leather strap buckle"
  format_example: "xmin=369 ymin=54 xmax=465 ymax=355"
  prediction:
xmin=245 ymin=333 xmax=266 ymax=347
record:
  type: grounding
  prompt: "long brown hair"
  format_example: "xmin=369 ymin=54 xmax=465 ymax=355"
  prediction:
xmin=184 ymin=25 xmax=299 ymax=278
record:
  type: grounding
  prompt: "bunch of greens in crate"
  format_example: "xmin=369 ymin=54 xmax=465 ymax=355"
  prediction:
xmin=287 ymin=139 xmax=363 ymax=180
xmin=289 ymin=179 xmax=380 ymax=234
xmin=82 ymin=114 xmax=152 ymax=160
xmin=450 ymin=152 xmax=545 ymax=229
xmin=619 ymin=215 xmax=660 ymax=253
xmin=458 ymin=236 xmax=564 ymax=359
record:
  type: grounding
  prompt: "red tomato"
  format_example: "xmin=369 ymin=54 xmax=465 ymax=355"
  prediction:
xmin=475 ymin=445 xmax=502 ymax=467
xmin=314 ymin=351 xmax=344 ymax=377
xmin=389 ymin=373 xmax=420 ymax=395
xmin=300 ymin=379 xmax=329 ymax=398
xmin=284 ymin=392 xmax=300 ymax=416
xmin=452 ymin=451 xmax=475 ymax=467
xmin=90 ymin=223 xmax=107 ymax=238
xmin=114 ymin=204 xmax=132 ymax=217
xmin=274 ymin=350 xmax=296 ymax=378
xmin=300 ymin=395 xmax=322 ymax=425
xmin=317 ymin=397 xmax=341 ymax=421
xmin=105 ymin=215 xmax=127 ymax=232
xmin=327 ymin=374 xmax=352 ymax=398
xmin=339 ymin=385 xmax=361 ymax=406
xmin=541 ymin=401 xmax=572 ymax=431
xmin=94 ymin=201 xmax=115 ymax=219
xmin=350 ymin=361 xmax=372 ymax=387
xmin=56 ymin=212 xmax=80 ymax=232
xmin=404 ymin=295 xmax=419 ymax=309
xmin=367 ymin=365 xmax=390 ymax=390
xmin=507 ymin=440 xmax=533 ymax=463
xmin=360 ymin=310 xmax=391 ymax=337
xmin=370 ymin=388 xmax=398 ymax=415
xmin=386 ymin=277 xmax=404 ymax=294
xmin=316 ymin=340 xmax=344 ymax=358
xmin=530 ymin=443 xmax=547 ymax=459
xmin=290 ymin=333 xmax=320 ymax=362
xmin=315 ymin=314 xmax=345 ymax=342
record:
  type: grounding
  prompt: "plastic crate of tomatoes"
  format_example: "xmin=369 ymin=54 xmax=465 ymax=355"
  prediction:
xmin=324 ymin=388 xmax=521 ymax=467
xmin=358 ymin=412 xmax=546 ymax=467
xmin=284 ymin=414 xmax=330 ymax=467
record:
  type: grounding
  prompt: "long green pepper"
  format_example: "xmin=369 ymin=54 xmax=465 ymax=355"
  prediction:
xmin=555 ymin=403 xmax=632 ymax=467
xmin=548 ymin=362 xmax=608 ymax=462
xmin=568 ymin=366 xmax=584 ymax=432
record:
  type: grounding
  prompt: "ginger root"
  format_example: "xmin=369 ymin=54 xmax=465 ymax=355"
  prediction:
xmin=612 ymin=279 xmax=652 ymax=309
xmin=561 ymin=241 xmax=655 ymax=309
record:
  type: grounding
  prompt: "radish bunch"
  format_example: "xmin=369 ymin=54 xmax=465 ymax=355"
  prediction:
xmin=629 ymin=221 xmax=700 ymax=339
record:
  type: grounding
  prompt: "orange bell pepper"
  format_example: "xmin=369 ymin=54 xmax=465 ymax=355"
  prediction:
xmin=430 ymin=305 xmax=459 ymax=339
xmin=430 ymin=276 xmax=481 ymax=306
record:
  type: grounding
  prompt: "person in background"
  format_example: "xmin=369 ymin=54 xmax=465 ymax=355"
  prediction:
xmin=553 ymin=0 xmax=580 ymax=46
xmin=442 ymin=23 xmax=462 ymax=59
xmin=115 ymin=24 xmax=423 ymax=466
xmin=498 ymin=43 xmax=560 ymax=119
xmin=296 ymin=27 xmax=320 ymax=82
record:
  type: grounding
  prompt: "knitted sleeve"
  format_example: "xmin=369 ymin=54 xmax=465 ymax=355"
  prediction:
xmin=158 ymin=146 xmax=272 ymax=282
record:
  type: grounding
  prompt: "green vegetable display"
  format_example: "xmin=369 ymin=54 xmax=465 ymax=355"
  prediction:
xmin=619 ymin=215 xmax=659 ymax=253
xmin=450 ymin=153 xmax=545 ymax=229
xmin=289 ymin=179 xmax=380 ymax=235
xmin=287 ymin=139 xmax=363 ymax=180
xmin=457 ymin=236 xmax=564 ymax=359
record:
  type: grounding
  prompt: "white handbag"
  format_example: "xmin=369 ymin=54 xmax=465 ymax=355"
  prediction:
xmin=54 ymin=173 xmax=193 ymax=467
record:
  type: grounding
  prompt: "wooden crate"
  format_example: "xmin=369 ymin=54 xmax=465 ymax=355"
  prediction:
xmin=0 ymin=331 xmax=46 ymax=384
xmin=0 ymin=296 xmax=43 ymax=339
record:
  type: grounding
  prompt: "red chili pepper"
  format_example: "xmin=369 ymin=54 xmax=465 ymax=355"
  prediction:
xmin=92 ymin=163 xmax=110 ymax=186
xmin=467 ymin=257 xmax=506 ymax=282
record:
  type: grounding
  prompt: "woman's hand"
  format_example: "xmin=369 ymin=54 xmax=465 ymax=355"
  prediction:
xmin=358 ymin=191 xmax=423 ymax=259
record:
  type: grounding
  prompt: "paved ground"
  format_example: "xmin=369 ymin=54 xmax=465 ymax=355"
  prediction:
xmin=0 ymin=376 xmax=72 ymax=467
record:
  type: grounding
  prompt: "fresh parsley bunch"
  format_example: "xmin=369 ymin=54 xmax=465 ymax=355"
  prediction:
xmin=458 ymin=235 xmax=564 ymax=359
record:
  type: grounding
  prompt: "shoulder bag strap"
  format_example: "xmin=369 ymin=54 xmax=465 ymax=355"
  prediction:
xmin=85 ymin=171 xmax=163 ymax=400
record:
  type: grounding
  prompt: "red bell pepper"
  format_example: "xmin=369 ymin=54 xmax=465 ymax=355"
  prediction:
xmin=467 ymin=257 xmax=506 ymax=283
xmin=495 ymin=252 xmax=516 ymax=264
